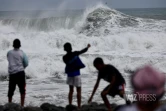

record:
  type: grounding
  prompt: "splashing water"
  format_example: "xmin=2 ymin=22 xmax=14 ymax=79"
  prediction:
xmin=0 ymin=3 xmax=166 ymax=106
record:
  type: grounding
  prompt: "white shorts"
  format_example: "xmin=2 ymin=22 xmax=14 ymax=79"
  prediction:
xmin=67 ymin=75 xmax=81 ymax=87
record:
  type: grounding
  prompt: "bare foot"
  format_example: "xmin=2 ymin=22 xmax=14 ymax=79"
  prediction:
xmin=108 ymin=109 xmax=113 ymax=111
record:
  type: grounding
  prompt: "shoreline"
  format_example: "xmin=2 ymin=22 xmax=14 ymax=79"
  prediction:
xmin=0 ymin=102 xmax=119 ymax=111
xmin=1 ymin=100 xmax=166 ymax=111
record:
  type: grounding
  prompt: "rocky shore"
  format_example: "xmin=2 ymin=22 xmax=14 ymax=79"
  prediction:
xmin=0 ymin=102 xmax=124 ymax=111
xmin=1 ymin=100 xmax=166 ymax=111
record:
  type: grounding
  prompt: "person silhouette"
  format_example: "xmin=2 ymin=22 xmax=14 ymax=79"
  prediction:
xmin=63 ymin=42 xmax=90 ymax=109
xmin=7 ymin=39 xmax=28 ymax=107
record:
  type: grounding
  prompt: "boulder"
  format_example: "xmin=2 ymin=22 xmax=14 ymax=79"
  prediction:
xmin=40 ymin=103 xmax=64 ymax=111
xmin=3 ymin=103 xmax=22 ymax=111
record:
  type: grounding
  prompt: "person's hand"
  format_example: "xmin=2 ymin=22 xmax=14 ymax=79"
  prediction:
xmin=87 ymin=44 xmax=91 ymax=48
xmin=88 ymin=96 xmax=93 ymax=103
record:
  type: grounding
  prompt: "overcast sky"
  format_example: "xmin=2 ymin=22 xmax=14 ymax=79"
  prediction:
xmin=0 ymin=0 xmax=166 ymax=11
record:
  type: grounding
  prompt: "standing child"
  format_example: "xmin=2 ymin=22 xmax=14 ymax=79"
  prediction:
xmin=7 ymin=39 xmax=28 ymax=107
xmin=63 ymin=42 xmax=90 ymax=109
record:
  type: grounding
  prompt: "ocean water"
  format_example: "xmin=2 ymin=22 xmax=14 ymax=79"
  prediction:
xmin=118 ymin=8 xmax=166 ymax=20
xmin=0 ymin=3 xmax=166 ymax=106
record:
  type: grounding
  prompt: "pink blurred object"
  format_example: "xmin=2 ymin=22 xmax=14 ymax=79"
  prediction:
xmin=132 ymin=65 xmax=165 ymax=96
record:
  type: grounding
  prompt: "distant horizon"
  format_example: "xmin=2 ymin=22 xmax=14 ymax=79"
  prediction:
xmin=0 ymin=7 xmax=166 ymax=11
xmin=0 ymin=0 xmax=166 ymax=11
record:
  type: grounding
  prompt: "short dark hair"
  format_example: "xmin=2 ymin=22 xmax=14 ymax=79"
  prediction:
xmin=93 ymin=57 xmax=104 ymax=66
xmin=64 ymin=42 xmax=72 ymax=52
xmin=13 ymin=39 xmax=21 ymax=48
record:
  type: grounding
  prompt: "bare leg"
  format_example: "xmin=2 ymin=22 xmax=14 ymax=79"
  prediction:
xmin=101 ymin=91 xmax=112 ymax=111
xmin=21 ymin=94 xmax=25 ymax=107
xmin=69 ymin=85 xmax=74 ymax=105
xmin=76 ymin=87 xmax=81 ymax=109
xmin=8 ymin=97 xmax=12 ymax=103
xmin=119 ymin=90 xmax=131 ymax=105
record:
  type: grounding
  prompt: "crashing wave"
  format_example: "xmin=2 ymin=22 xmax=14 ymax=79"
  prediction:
xmin=80 ymin=8 xmax=139 ymax=36
xmin=0 ymin=16 xmax=79 ymax=31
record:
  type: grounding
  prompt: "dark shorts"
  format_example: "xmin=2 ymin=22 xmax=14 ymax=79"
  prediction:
xmin=103 ymin=84 xmax=125 ymax=97
xmin=8 ymin=71 xmax=26 ymax=98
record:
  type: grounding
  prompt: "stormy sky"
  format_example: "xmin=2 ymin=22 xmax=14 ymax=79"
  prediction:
xmin=0 ymin=0 xmax=166 ymax=11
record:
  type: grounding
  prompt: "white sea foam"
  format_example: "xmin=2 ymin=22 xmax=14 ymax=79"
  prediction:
xmin=0 ymin=3 xmax=166 ymax=106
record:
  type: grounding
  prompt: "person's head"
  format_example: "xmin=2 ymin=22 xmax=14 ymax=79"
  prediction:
xmin=13 ymin=39 xmax=21 ymax=49
xmin=93 ymin=57 xmax=105 ymax=70
xmin=64 ymin=42 xmax=72 ymax=52
xmin=131 ymin=65 xmax=165 ymax=105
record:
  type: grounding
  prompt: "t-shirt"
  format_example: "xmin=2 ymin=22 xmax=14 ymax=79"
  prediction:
xmin=63 ymin=48 xmax=88 ymax=65
xmin=63 ymin=47 xmax=88 ymax=77
xmin=7 ymin=49 xmax=28 ymax=74
xmin=98 ymin=65 xmax=125 ymax=85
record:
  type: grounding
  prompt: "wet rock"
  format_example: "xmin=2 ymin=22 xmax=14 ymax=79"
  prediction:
xmin=81 ymin=103 xmax=108 ymax=111
xmin=0 ymin=102 xmax=126 ymax=111
xmin=3 ymin=103 xmax=22 ymax=111
xmin=65 ymin=105 xmax=77 ymax=111
xmin=23 ymin=107 xmax=42 ymax=111
xmin=81 ymin=102 xmax=98 ymax=111
xmin=40 ymin=103 xmax=64 ymax=111
xmin=0 ymin=105 xmax=4 ymax=111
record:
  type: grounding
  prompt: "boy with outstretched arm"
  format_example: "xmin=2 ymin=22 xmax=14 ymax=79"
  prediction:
xmin=63 ymin=43 xmax=90 ymax=109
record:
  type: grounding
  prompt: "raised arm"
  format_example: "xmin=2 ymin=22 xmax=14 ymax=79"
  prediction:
xmin=75 ymin=44 xmax=91 ymax=56
xmin=88 ymin=76 xmax=100 ymax=103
